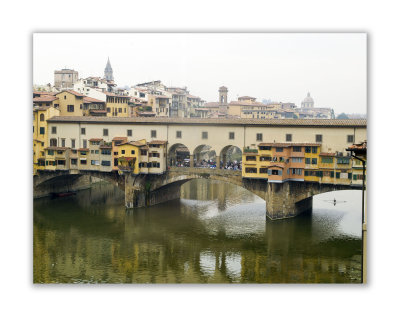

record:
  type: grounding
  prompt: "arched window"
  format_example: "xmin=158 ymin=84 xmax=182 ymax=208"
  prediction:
xmin=40 ymin=113 xmax=45 ymax=121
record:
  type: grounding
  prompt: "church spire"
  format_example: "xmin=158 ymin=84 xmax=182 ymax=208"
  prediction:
xmin=104 ymin=57 xmax=114 ymax=81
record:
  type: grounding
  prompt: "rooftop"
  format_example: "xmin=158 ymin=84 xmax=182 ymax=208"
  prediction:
xmin=47 ymin=116 xmax=367 ymax=127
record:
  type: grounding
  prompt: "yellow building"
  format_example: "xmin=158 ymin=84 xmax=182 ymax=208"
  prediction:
xmin=105 ymin=93 xmax=130 ymax=117
xmin=304 ymin=145 xmax=321 ymax=182
xmin=55 ymin=90 xmax=85 ymax=116
xmin=148 ymin=95 xmax=171 ymax=117
xmin=33 ymin=106 xmax=60 ymax=174
xmin=44 ymin=146 xmax=70 ymax=171
xmin=116 ymin=140 xmax=147 ymax=174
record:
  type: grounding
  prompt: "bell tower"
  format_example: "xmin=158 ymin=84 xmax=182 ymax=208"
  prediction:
xmin=104 ymin=57 xmax=114 ymax=81
xmin=219 ymin=86 xmax=228 ymax=104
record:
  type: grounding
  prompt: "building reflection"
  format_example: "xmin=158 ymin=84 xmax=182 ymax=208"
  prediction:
xmin=34 ymin=181 xmax=362 ymax=283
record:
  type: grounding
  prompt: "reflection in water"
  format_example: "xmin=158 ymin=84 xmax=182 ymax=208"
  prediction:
xmin=33 ymin=179 xmax=362 ymax=283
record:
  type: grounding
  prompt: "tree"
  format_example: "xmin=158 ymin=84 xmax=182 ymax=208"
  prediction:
xmin=336 ymin=113 xmax=349 ymax=119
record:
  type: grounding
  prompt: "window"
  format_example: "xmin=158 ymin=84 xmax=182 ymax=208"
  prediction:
xmin=151 ymin=130 xmax=157 ymax=138
xmin=71 ymin=139 xmax=75 ymax=148
xmin=121 ymin=150 xmax=125 ymax=154
xmin=293 ymin=146 xmax=302 ymax=152
xmin=259 ymin=168 xmax=268 ymax=174
xmin=312 ymin=146 xmax=318 ymax=154
xmin=291 ymin=168 xmax=303 ymax=175
xmin=101 ymin=160 xmax=111 ymax=166
xmin=61 ymin=139 xmax=65 ymax=147
xmin=321 ymin=157 xmax=333 ymax=163
xmin=270 ymin=169 xmax=282 ymax=176
xmin=81 ymin=128 xmax=86 ymax=135
xmin=311 ymin=158 xmax=318 ymax=165
xmin=114 ymin=158 xmax=118 ymax=166
xmin=80 ymin=159 xmax=87 ymax=165
xmin=127 ymin=129 xmax=132 ymax=136
xmin=305 ymin=146 xmax=311 ymax=153
xmin=256 ymin=133 xmax=263 ymax=141
xmin=259 ymin=146 xmax=271 ymax=151
xmin=347 ymin=135 xmax=354 ymax=143
xmin=141 ymin=150 xmax=147 ymax=156
xmin=83 ymin=139 xmax=87 ymax=148
xmin=71 ymin=159 xmax=77 ymax=165
xmin=67 ymin=105 xmax=74 ymax=112
xmin=260 ymin=156 xmax=272 ymax=161
xmin=51 ymin=126 xmax=57 ymax=134
xmin=64 ymin=95 xmax=66 ymax=100
xmin=80 ymin=104 xmax=82 ymax=109
xmin=50 ymin=138 xmax=57 ymax=146
xmin=245 ymin=168 xmax=257 ymax=174
xmin=176 ymin=131 xmax=182 ymax=138
xmin=229 ymin=132 xmax=235 ymax=140
xmin=47 ymin=150 xmax=54 ymax=155
xmin=292 ymin=157 xmax=302 ymax=163
xmin=40 ymin=127 xmax=45 ymax=135
xmin=246 ymin=156 xmax=257 ymax=161
xmin=40 ymin=114 xmax=45 ymax=121
xmin=305 ymin=158 xmax=311 ymax=164
xmin=202 ymin=131 xmax=208 ymax=139
xmin=91 ymin=160 xmax=100 ymax=166
xmin=286 ymin=134 xmax=292 ymax=142
xmin=337 ymin=157 xmax=350 ymax=164
xmin=276 ymin=147 xmax=283 ymax=152
xmin=131 ymin=150 xmax=135 ymax=154
xmin=103 ymin=129 xmax=108 ymax=136
xmin=118 ymin=108 xmax=122 ymax=113
xmin=316 ymin=134 xmax=322 ymax=142
xmin=107 ymin=107 xmax=111 ymax=113
xmin=330 ymin=171 xmax=334 ymax=178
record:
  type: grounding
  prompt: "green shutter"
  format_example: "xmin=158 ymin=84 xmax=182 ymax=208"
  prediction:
xmin=330 ymin=171 xmax=334 ymax=178
xmin=348 ymin=173 xmax=352 ymax=179
xmin=336 ymin=172 xmax=340 ymax=178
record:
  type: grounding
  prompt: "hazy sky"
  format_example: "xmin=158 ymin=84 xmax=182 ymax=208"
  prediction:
xmin=33 ymin=33 xmax=367 ymax=114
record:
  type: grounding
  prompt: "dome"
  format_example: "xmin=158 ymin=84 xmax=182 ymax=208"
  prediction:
xmin=301 ymin=92 xmax=314 ymax=108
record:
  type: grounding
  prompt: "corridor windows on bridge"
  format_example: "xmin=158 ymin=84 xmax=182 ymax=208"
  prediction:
xmin=151 ymin=130 xmax=157 ymax=138
xmin=103 ymin=129 xmax=108 ymax=136
xmin=71 ymin=139 xmax=75 ymax=148
xmin=316 ymin=134 xmax=323 ymax=142
xmin=61 ymin=138 xmax=65 ymax=147
xmin=127 ymin=129 xmax=132 ymax=137
xmin=50 ymin=138 xmax=57 ymax=146
xmin=40 ymin=127 xmax=45 ymax=135
xmin=202 ymin=131 xmax=208 ymax=139
xmin=286 ymin=134 xmax=292 ymax=142
xmin=229 ymin=132 xmax=235 ymax=140
xmin=256 ymin=133 xmax=263 ymax=141
xmin=81 ymin=128 xmax=86 ymax=135
xmin=347 ymin=135 xmax=354 ymax=143
xmin=176 ymin=131 xmax=182 ymax=139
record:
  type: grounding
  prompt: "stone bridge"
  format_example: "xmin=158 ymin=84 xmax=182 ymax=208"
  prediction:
xmin=34 ymin=167 xmax=360 ymax=220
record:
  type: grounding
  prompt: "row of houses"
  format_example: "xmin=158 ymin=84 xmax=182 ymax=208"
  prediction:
xmin=36 ymin=137 xmax=167 ymax=175
xmin=241 ymin=142 xmax=366 ymax=186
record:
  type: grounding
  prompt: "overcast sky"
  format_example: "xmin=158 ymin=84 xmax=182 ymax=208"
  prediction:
xmin=33 ymin=33 xmax=367 ymax=114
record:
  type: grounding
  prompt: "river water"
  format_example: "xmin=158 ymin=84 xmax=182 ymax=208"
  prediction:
xmin=33 ymin=179 xmax=362 ymax=283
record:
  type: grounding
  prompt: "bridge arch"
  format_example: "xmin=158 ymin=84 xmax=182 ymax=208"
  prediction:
xmin=168 ymin=143 xmax=190 ymax=167
xmin=193 ymin=144 xmax=216 ymax=168
xmin=219 ymin=145 xmax=242 ymax=170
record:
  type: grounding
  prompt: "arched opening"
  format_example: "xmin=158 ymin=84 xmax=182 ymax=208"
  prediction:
xmin=219 ymin=145 xmax=242 ymax=170
xmin=168 ymin=143 xmax=190 ymax=167
xmin=193 ymin=144 xmax=216 ymax=168
xmin=39 ymin=113 xmax=45 ymax=121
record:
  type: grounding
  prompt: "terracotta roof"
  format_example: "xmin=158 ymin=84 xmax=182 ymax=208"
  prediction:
xmin=238 ymin=96 xmax=256 ymax=99
xmin=118 ymin=141 xmax=147 ymax=147
xmin=319 ymin=152 xmax=336 ymax=156
xmin=83 ymin=96 xmax=105 ymax=103
xmin=47 ymin=116 xmax=367 ymax=127
xmin=112 ymin=137 xmax=127 ymax=141
xmin=202 ymin=102 xmax=221 ymax=108
xmin=268 ymin=164 xmax=285 ymax=169
xmin=347 ymin=141 xmax=367 ymax=151
xmin=56 ymin=90 xmax=85 ymax=97
xmin=33 ymin=96 xmax=58 ymax=103
xmin=78 ymin=148 xmax=89 ymax=151
xmin=89 ymin=109 xmax=107 ymax=113
xmin=99 ymin=145 xmax=112 ymax=149
xmin=148 ymin=140 xmax=167 ymax=145
xmin=104 ymin=92 xmax=130 ymax=98
xmin=45 ymin=146 xmax=69 ymax=151
xmin=89 ymin=138 xmax=103 ymax=142
xmin=33 ymin=106 xmax=51 ymax=111
xmin=186 ymin=94 xmax=201 ymax=99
